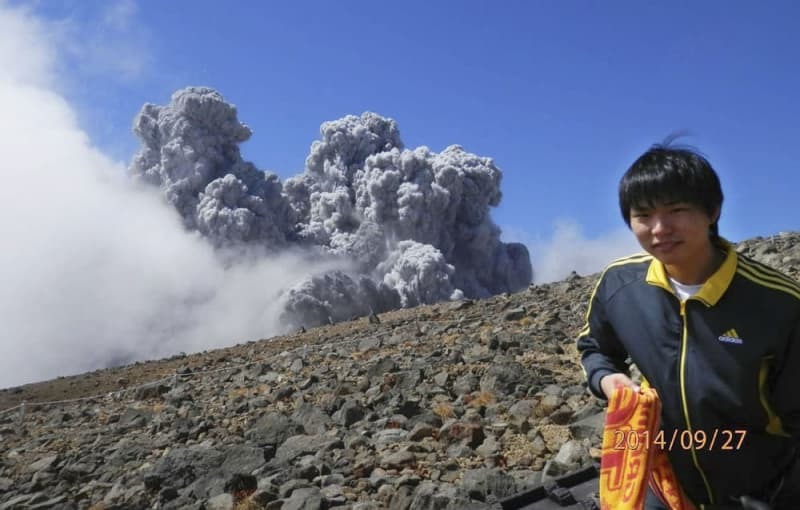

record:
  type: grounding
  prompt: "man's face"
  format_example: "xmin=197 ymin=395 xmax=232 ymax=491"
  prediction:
xmin=629 ymin=201 xmax=717 ymax=268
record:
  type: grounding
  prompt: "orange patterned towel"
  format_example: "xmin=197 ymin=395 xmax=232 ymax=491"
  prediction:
xmin=599 ymin=386 xmax=696 ymax=510
xmin=649 ymin=445 xmax=696 ymax=510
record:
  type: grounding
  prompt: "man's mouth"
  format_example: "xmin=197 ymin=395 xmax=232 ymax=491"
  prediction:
xmin=653 ymin=241 xmax=680 ymax=252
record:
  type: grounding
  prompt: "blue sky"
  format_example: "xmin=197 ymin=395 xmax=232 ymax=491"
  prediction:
xmin=1 ymin=0 xmax=798 ymax=386
xmin=18 ymin=0 xmax=800 ymax=274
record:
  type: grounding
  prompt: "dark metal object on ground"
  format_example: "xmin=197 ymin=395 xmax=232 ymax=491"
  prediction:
xmin=499 ymin=465 xmax=600 ymax=510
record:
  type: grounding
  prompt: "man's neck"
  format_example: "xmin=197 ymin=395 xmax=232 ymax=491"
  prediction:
xmin=665 ymin=244 xmax=726 ymax=285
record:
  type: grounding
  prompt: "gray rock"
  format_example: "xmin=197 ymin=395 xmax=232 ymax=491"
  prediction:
xmin=291 ymin=403 xmax=332 ymax=435
xmin=165 ymin=387 xmax=193 ymax=405
xmin=134 ymin=383 xmax=169 ymax=400
xmin=246 ymin=412 xmax=303 ymax=447
xmin=148 ymin=445 xmax=225 ymax=496
xmin=367 ymin=357 xmax=399 ymax=382
xmin=541 ymin=458 xmax=571 ymax=481
xmin=535 ymin=394 xmax=563 ymax=417
xmin=453 ymin=374 xmax=479 ymax=396
xmin=319 ymin=473 xmax=345 ymax=487
xmin=439 ymin=420 xmax=484 ymax=449
xmin=460 ymin=468 xmax=518 ymax=502
xmin=102 ymin=480 xmax=126 ymax=505
xmin=290 ymin=358 xmax=305 ymax=373
xmin=380 ymin=450 xmax=416 ymax=470
xmin=462 ymin=345 xmax=494 ymax=364
xmin=569 ymin=411 xmax=605 ymax=440
xmin=0 ymin=478 xmax=13 ymax=492
xmin=248 ymin=396 xmax=269 ymax=410
xmin=446 ymin=444 xmax=475 ymax=459
xmin=206 ymin=493 xmax=233 ymax=510
xmin=540 ymin=384 xmax=564 ymax=396
xmin=408 ymin=481 xmax=473 ymax=510
xmin=293 ymin=455 xmax=324 ymax=480
xmin=353 ymin=503 xmax=382 ymax=510
xmin=320 ymin=483 xmax=346 ymax=505
xmin=28 ymin=496 xmax=71 ymax=510
xmin=475 ymin=435 xmax=500 ymax=458
xmin=480 ymin=362 xmax=528 ymax=395
xmin=527 ymin=433 xmax=548 ymax=457
xmin=282 ymin=486 xmax=323 ymax=510
xmin=406 ymin=411 xmax=443 ymax=430
xmin=272 ymin=435 xmax=342 ymax=466
xmin=388 ymin=485 xmax=415 ymax=510
xmin=333 ymin=399 xmax=366 ymax=427
xmin=59 ymin=462 xmax=93 ymax=483
xmin=251 ymin=488 xmax=279 ymax=505
xmin=0 ymin=494 xmax=34 ymax=509
xmin=507 ymin=399 xmax=535 ymax=431
xmin=26 ymin=455 xmax=59 ymax=473
xmin=503 ymin=307 xmax=526 ymax=321
xmin=553 ymin=439 xmax=588 ymax=466
xmin=105 ymin=438 xmax=149 ymax=467
xmin=277 ymin=479 xmax=311 ymax=499
xmin=395 ymin=370 xmax=424 ymax=394
xmin=359 ymin=337 xmax=382 ymax=351
xmin=220 ymin=445 xmax=268 ymax=475
xmin=408 ymin=423 xmax=435 ymax=441
xmin=374 ymin=428 xmax=409 ymax=446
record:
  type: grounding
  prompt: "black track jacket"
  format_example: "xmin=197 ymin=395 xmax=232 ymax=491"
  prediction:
xmin=577 ymin=242 xmax=800 ymax=506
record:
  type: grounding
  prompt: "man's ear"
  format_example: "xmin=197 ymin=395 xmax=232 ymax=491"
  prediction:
xmin=710 ymin=206 xmax=721 ymax=224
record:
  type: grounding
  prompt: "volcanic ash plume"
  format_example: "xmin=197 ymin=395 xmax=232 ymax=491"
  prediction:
xmin=129 ymin=87 xmax=295 ymax=250
xmin=129 ymin=87 xmax=532 ymax=330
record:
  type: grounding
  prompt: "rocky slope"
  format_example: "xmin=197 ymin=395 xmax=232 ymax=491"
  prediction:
xmin=0 ymin=232 xmax=797 ymax=510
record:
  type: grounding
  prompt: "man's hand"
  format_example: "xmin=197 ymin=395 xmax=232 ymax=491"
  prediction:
xmin=599 ymin=373 xmax=640 ymax=400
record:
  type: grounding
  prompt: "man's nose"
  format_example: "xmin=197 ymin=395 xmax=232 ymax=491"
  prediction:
xmin=651 ymin=215 xmax=672 ymax=234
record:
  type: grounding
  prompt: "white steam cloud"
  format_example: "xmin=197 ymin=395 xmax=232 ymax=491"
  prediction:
xmin=0 ymin=4 xmax=327 ymax=388
xmin=507 ymin=220 xmax=641 ymax=283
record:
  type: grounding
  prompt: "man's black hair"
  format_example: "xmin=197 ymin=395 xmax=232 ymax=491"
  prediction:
xmin=618 ymin=140 xmax=724 ymax=239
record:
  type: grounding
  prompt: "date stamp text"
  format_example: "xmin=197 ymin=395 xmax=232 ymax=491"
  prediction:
xmin=612 ymin=429 xmax=746 ymax=451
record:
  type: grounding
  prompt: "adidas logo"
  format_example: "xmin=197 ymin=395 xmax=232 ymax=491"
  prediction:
xmin=718 ymin=328 xmax=743 ymax=345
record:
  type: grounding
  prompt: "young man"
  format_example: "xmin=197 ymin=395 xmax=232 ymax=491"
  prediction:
xmin=577 ymin=144 xmax=800 ymax=508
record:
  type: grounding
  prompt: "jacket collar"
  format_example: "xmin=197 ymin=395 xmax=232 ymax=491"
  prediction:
xmin=645 ymin=239 xmax=738 ymax=306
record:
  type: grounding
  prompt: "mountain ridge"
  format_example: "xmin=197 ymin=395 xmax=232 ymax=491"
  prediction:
xmin=4 ymin=231 xmax=796 ymax=407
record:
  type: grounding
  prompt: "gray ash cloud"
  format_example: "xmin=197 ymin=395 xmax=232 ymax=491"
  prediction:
xmin=129 ymin=87 xmax=531 ymax=330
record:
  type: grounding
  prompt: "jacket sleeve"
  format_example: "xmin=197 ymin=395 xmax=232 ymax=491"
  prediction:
xmin=768 ymin=315 xmax=800 ymax=441
xmin=576 ymin=272 xmax=631 ymax=399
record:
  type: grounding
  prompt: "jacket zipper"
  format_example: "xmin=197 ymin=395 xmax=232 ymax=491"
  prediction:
xmin=679 ymin=299 xmax=714 ymax=503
